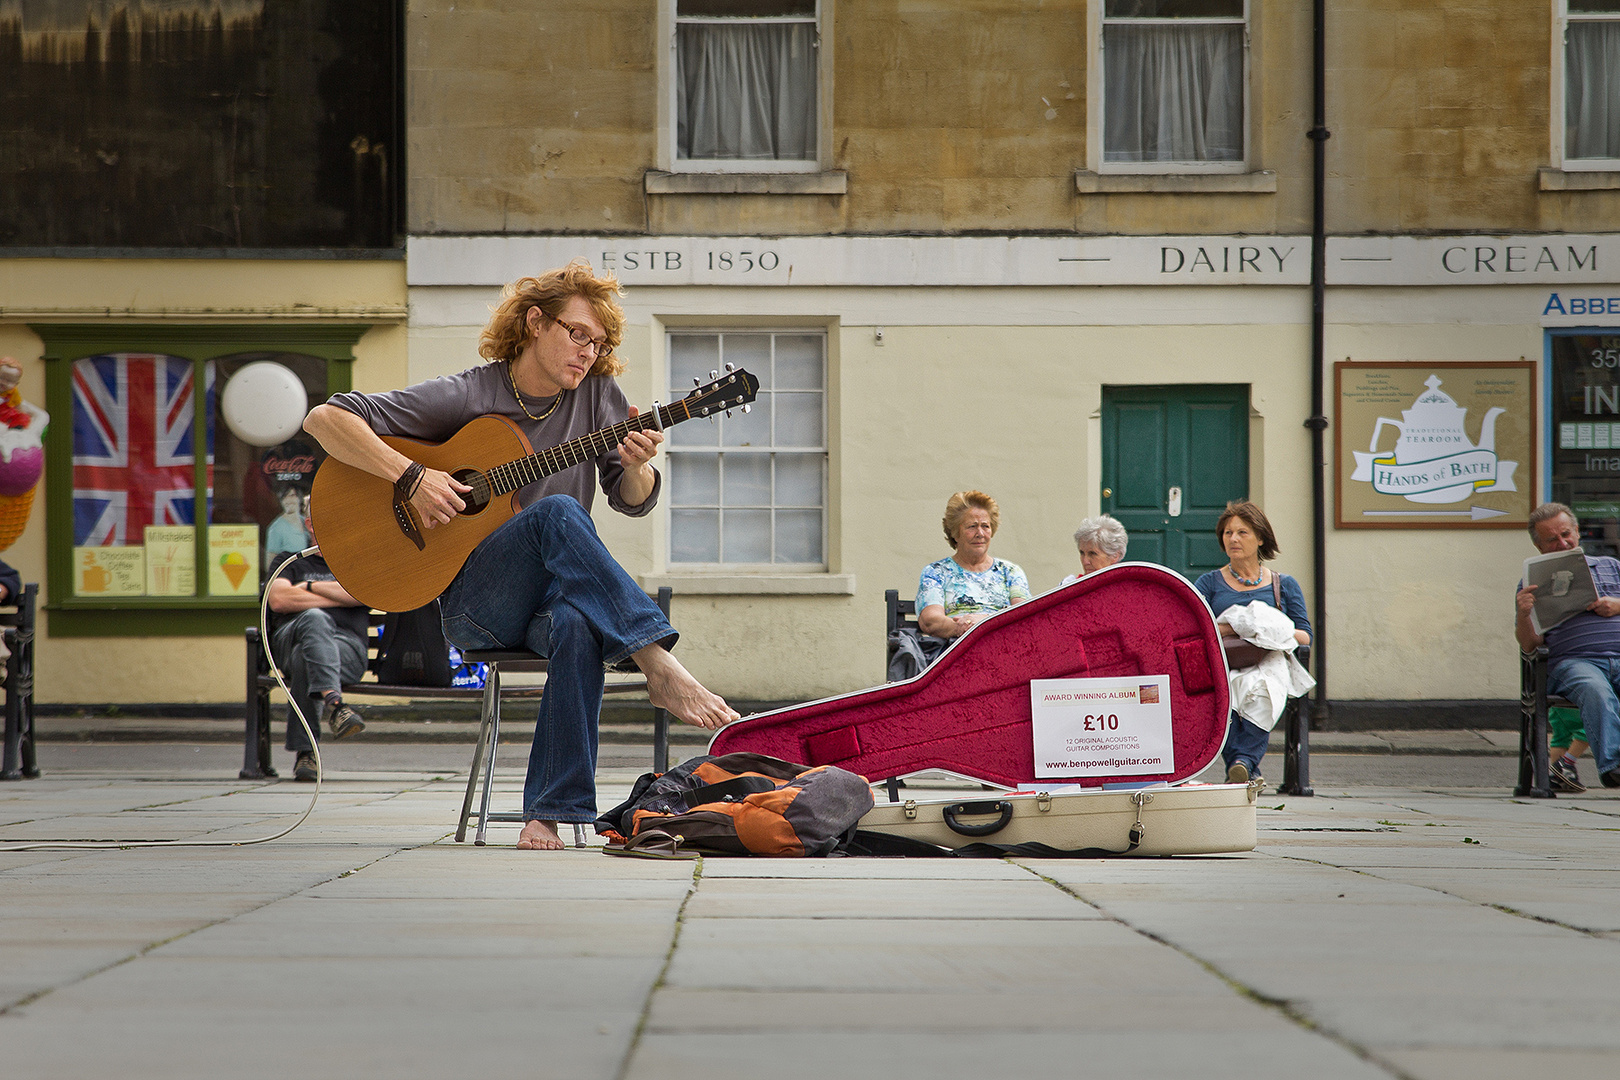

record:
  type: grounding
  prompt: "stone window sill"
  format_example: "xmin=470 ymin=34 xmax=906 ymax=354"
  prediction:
xmin=1075 ymin=170 xmax=1276 ymax=194
xmin=1538 ymin=167 xmax=1620 ymax=192
xmin=644 ymin=171 xmax=848 ymax=196
xmin=639 ymin=573 xmax=856 ymax=596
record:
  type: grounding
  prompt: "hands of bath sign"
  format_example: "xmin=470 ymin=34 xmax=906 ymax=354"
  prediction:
xmin=1350 ymin=375 xmax=1517 ymax=506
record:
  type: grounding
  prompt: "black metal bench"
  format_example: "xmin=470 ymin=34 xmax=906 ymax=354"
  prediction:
xmin=1517 ymin=648 xmax=1559 ymax=798
xmin=0 ymin=583 xmax=38 ymax=780
xmin=882 ymin=587 xmax=1313 ymax=796
xmin=242 ymin=587 xmax=672 ymax=781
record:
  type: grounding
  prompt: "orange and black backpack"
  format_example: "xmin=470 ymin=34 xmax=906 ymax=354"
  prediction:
xmin=595 ymin=752 xmax=874 ymax=857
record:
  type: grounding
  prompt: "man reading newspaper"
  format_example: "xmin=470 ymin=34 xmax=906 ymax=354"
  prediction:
xmin=1515 ymin=502 xmax=1620 ymax=790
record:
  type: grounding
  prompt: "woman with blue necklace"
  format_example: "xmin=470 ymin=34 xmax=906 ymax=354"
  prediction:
xmin=1194 ymin=500 xmax=1312 ymax=787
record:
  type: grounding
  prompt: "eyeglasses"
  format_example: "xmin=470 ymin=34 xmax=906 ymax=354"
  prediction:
xmin=546 ymin=313 xmax=612 ymax=358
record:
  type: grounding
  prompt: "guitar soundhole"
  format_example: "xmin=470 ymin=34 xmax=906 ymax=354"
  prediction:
xmin=454 ymin=469 xmax=491 ymax=515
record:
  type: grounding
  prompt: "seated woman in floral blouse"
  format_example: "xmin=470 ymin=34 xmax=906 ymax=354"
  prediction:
xmin=915 ymin=489 xmax=1031 ymax=640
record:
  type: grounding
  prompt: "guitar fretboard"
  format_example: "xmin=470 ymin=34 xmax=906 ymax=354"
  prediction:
xmin=483 ymin=398 xmax=695 ymax=497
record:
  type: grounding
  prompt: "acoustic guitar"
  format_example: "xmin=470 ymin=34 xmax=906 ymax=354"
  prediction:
xmin=309 ymin=367 xmax=758 ymax=612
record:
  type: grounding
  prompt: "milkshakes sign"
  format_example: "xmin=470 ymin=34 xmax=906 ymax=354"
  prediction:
xmin=1336 ymin=362 xmax=1535 ymax=528
xmin=1030 ymin=675 xmax=1174 ymax=779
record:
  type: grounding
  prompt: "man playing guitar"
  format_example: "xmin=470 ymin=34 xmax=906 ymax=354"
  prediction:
xmin=304 ymin=261 xmax=738 ymax=850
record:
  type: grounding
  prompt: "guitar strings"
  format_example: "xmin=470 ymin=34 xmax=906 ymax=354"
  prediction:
xmin=485 ymin=400 xmax=687 ymax=495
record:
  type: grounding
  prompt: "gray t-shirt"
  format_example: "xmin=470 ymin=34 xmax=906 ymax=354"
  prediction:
xmin=327 ymin=362 xmax=660 ymax=517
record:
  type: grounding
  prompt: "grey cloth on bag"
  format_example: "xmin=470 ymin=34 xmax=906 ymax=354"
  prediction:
xmin=887 ymin=627 xmax=949 ymax=682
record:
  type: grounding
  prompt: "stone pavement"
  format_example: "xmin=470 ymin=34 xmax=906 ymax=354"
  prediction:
xmin=3 ymin=742 xmax=1617 ymax=1080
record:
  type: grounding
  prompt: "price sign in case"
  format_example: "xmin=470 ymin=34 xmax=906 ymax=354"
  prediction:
xmin=1030 ymin=675 xmax=1175 ymax=779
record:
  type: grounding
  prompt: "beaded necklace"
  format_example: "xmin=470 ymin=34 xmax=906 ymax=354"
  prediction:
xmin=1228 ymin=564 xmax=1265 ymax=587
xmin=507 ymin=361 xmax=563 ymax=422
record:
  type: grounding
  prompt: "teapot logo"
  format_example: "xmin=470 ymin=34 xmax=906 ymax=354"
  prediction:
xmin=1350 ymin=375 xmax=1518 ymax=504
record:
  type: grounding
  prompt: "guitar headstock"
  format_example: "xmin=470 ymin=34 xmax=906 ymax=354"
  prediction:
xmin=681 ymin=365 xmax=760 ymax=419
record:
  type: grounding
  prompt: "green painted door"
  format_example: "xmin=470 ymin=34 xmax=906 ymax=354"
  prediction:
xmin=1102 ymin=385 xmax=1249 ymax=583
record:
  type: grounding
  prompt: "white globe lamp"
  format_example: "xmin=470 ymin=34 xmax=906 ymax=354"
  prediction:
xmin=221 ymin=361 xmax=308 ymax=447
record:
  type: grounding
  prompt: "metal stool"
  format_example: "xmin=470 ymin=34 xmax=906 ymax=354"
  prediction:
xmin=455 ymin=588 xmax=672 ymax=845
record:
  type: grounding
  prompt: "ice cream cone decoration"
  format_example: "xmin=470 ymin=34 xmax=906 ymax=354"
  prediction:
xmin=0 ymin=358 xmax=48 ymax=552
xmin=220 ymin=550 xmax=250 ymax=590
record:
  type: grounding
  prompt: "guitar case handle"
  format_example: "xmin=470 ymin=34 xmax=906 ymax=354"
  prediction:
xmin=942 ymin=800 xmax=1014 ymax=837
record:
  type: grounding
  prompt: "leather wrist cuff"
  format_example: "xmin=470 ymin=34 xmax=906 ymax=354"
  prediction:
xmin=394 ymin=461 xmax=425 ymax=502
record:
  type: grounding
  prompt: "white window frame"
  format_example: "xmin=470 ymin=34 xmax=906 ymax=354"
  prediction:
xmin=658 ymin=0 xmax=832 ymax=175
xmin=1087 ymin=0 xmax=1251 ymax=175
xmin=662 ymin=326 xmax=829 ymax=572
xmin=1553 ymin=1 xmax=1620 ymax=172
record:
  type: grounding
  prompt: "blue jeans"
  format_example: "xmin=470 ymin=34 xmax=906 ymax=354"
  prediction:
xmin=1222 ymin=713 xmax=1270 ymax=776
xmin=1547 ymin=656 xmax=1620 ymax=774
xmin=438 ymin=495 xmax=676 ymax=823
xmin=271 ymin=609 xmax=368 ymax=752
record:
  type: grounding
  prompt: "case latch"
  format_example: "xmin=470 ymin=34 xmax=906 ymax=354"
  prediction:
xmin=1128 ymin=790 xmax=1154 ymax=849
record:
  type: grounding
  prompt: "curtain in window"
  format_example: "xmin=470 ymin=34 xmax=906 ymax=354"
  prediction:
xmin=1567 ymin=22 xmax=1620 ymax=160
xmin=1104 ymin=23 xmax=1243 ymax=163
xmin=677 ymin=22 xmax=816 ymax=160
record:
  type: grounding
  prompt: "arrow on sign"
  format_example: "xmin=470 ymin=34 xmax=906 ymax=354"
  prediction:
xmin=1362 ymin=506 xmax=1508 ymax=521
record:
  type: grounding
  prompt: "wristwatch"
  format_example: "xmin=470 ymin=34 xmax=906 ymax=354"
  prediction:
xmin=303 ymin=580 xmax=314 ymax=592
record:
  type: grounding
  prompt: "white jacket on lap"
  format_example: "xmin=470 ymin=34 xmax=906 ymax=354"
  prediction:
xmin=1217 ymin=602 xmax=1316 ymax=732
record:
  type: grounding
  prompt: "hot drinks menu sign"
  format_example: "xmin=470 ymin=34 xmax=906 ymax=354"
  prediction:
xmin=1335 ymin=362 xmax=1535 ymax=529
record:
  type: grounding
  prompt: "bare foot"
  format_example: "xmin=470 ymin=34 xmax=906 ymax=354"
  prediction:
xmin=516 ymin=820 xmax=564 ymax=850
xmin=633 ymin=644 xmax=741 ymax=730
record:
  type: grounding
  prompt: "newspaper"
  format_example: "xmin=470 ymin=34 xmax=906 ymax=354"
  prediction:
xmin=1523 ymin=548 xmax=1598 ymax=636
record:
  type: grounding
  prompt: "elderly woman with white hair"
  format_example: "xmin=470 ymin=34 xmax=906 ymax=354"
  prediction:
xmin=1061 ymin=514 xmax=1128 ymax=585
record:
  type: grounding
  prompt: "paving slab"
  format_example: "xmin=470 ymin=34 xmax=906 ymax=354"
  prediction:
xmin=626 ymin=1030 xmax=1393 ymax=1080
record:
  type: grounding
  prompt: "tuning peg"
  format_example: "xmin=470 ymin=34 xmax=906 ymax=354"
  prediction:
xmin=692 ymin=377 xmax=700 ymax=387
xmin=725 ymin=362 xmax=735 ymax=372
xmin=741 ymin=404 xmax=752 ymax=413
xmin=724 ymin=409 xmax=733 ymax=417
xmin=709 ymin=369 xmax=718 ymax=380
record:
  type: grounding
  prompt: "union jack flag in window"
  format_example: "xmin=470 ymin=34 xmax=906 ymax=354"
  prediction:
xmin=72 ymin=354 xmax=215 ymax=546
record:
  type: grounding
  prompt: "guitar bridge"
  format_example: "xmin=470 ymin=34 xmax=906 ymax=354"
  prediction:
xmin=393 ymin=497 xmax=425 ymax=551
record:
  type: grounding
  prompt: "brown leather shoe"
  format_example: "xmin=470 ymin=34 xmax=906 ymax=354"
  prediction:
xmin=324 ymin=701 xmax=365 ymax=740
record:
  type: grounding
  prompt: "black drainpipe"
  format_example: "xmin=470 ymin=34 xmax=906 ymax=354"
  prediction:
xmin=1306 ymin=0 xmax=1331 ymax=729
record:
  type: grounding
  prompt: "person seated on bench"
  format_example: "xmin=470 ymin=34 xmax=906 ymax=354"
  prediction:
xmin=1060 ymin=514 xmax=1127 ymax=586
xmin=916 ymin=489 xmax=1030 ymax=642
xmin=1515 ymin=501 xmax=1620 ymax=791
xmin=1194 ymin=500 xmax=1312 ymax=788
xmin=267 ymin=543 xmax=369 ymax=782
xmin=304 ymin=260 xmax=738 ymax=851
xmin=0 ymin=555 xmax=19 ymax=674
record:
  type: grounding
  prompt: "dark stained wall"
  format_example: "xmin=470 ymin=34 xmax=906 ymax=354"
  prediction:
xmin=0 ymin=1 xmax=402 ymax=249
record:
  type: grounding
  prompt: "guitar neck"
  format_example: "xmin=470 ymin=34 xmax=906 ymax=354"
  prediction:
xmin=483 ymin=399 xmax=693 ymax=496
